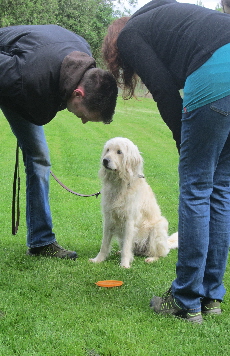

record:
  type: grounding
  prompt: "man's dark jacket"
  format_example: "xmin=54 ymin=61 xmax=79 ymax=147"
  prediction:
xmin=117 ymin=0 xmax=230 ymax=148
xmin=0 ymin=25 xmax=96 ymax=125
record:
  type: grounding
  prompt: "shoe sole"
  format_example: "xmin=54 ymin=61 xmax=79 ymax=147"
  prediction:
xmin=202 ymin=309 xmax=222 ymax=315
xmin=183 ymin=314 xmax=203 ymax=324
xmin=26 ymin=250 xmax=77 ymax=260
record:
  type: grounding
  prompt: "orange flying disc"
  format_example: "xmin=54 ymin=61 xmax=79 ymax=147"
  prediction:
xmin=95 ymin=280 xmax=123 ymax=288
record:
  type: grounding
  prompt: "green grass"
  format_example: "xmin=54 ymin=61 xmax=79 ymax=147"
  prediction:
xmin=0 ymin=97 xmax=229 ymax=355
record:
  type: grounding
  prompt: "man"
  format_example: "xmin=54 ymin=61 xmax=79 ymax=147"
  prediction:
xmin=0 ymin=24 xmax=118 ymax=259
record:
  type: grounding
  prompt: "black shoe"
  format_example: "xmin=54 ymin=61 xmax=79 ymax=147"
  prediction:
xmin=201 ymin=298 xmax=221 ymax=315
xmin=150 ymin=288 xmax=203 ymax=324
xmin=27 ymin=242 xmax=77 ymax=260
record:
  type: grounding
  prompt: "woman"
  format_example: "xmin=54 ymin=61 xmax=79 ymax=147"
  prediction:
xmin=102 ymin=0 xmax=230 ymax=323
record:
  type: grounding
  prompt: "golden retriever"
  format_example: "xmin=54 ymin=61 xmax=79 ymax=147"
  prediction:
xmin=89 ymin=137 xmax=178 ymax=268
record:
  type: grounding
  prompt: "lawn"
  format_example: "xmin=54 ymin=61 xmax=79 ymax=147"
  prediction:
xmin=0 ymin=97 xmax=229 ymax=355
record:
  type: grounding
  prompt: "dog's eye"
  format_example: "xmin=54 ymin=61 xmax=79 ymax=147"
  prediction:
xmin=117 ymin=150 xmax=122 ymax=154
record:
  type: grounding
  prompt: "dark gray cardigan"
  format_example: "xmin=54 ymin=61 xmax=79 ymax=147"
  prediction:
xmin=117 ymin=0 xmax=230 ymax=148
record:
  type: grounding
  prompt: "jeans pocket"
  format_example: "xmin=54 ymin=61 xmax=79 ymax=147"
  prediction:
xmin=210 ymin=95 xmax=230 ymax=117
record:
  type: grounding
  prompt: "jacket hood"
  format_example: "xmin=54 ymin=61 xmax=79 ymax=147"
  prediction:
xmin=59 ymin=51 xmax=96 ymax=100
xmin=131 ymin=0 xmax=177 ymax=19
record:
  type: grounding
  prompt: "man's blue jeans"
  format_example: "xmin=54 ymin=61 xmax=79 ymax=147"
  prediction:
xmin=1 ymin=105 xmax=56 ymax=248
xmin=172 ymin=95 xmax=230 ymax=312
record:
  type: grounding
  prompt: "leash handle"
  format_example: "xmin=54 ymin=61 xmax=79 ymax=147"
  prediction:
xmin=50 ymin=171 xmax=101 ymax=198
xmin=12 ymin=142 xmax=20 ymax=235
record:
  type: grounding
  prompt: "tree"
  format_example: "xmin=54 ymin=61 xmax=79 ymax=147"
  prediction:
xmin=0 ymin=0 xmax=58 ymax=27
xmin=56 ymin=0 xmax=114 ymax=58
xmin=56 ymin=0 xmax=137 ymax=58
xmin=215 ymin=2 xmax=223 ymax=11
xmin=0 ymin=0 xmax=137 ymax=60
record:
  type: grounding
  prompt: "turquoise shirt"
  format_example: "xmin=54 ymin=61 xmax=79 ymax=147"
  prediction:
xmin=183 ymin=43 xmax=230 ymax=113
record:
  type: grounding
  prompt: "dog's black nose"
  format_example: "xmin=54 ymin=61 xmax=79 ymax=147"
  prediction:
xmin=103 ymin=158 xmax=110 ymax=168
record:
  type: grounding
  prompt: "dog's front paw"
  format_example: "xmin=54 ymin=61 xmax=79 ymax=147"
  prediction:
xmin=89 ymin=253 xmax=106 ymax=263
xmin=89 ymin=256 xmax=104 ymax=263
xmin=145 ymin=257 xmax=159 ymax=263
xmin=120 ymin=261 xmax=131 ymax=268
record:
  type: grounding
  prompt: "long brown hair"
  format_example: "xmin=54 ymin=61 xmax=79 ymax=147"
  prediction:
xmin=102 ymin=17 xmax=138 ymax=99
xmin=221 ymin=0 xmax=230 ymax=12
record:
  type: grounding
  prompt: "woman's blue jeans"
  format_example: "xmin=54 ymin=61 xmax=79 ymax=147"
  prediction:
xmin=1 ymin=105 xmax=56 ymax=248
xmin=172 ymin=95 xmax=230 ymax=312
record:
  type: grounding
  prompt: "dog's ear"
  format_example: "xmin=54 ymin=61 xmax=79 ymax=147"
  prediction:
xmin=121 ymin=142 xmax=144 ymax=181
xmin=131 ymin=145 xmax=144 ymax=176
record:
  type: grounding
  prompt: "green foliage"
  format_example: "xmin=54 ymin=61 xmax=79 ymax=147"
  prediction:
xmin=0 ymin=0 xmax=137 ymax=60
xmin=0 ymin=0 xmax=58 ymax=27
xmin=56 ymin=0 xmax=114 ymax=59
xmin=0 ymin=98 xmax=230 ymax=355
xmin=215 ymin=2 xmax=223 ymax=12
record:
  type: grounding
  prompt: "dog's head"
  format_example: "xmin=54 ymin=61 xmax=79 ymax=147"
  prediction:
xmin=99 ymin=137 xmax=144 ymax=182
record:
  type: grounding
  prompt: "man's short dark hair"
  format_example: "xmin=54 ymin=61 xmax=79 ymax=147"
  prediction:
xmin=80 ymin=68 xmax=118 ymax=124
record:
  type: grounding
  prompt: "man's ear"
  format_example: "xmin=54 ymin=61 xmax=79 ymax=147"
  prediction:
xmin=74 ymin=88 xmax=85 ymax=97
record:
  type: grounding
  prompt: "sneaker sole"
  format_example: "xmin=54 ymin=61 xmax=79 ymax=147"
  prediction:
xmin=183 ymin=313 xmax=203 ymax=324
xmin=202 ymin=309 xmax=221 ymax=315
xmin=26 ymin=250 xmax=77 ymax=260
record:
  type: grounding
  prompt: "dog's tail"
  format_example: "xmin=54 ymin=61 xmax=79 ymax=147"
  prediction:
xmin=168 ymin=232 xmax=178 ymax=249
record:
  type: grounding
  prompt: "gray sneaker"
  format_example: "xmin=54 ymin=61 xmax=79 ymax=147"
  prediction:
xmin=201 ymin=298 xmax=221 ymax=315
xmin=150 ymin=288 xmax=203 ymax=324
xmin=27 ymin=242 xmax=77 ymax=260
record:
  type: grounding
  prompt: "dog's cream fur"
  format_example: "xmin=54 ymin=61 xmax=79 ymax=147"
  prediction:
xmin=90 ymin=137 xmax=178 ymax=268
